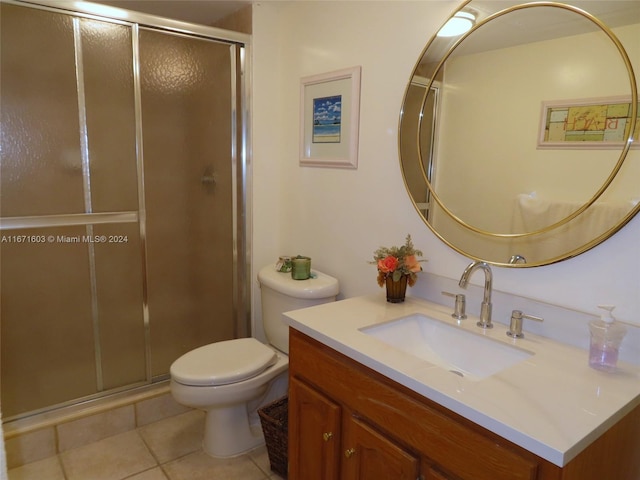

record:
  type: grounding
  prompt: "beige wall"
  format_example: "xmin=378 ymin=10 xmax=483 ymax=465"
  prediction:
xmin=251 ymin=1 xmax=640 ymax=340
xmin=437 ymin=23 xmax=640 ymax=233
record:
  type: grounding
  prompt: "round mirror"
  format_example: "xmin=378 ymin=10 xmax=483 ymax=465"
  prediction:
xmin=400 ymin=0 xmax=639 ymax=266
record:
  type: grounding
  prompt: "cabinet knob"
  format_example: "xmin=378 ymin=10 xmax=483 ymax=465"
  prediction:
xmin=323 ymin=432 xmax=333 ymax=442
xmin=344 ymin=448 xmax=356 ymax=458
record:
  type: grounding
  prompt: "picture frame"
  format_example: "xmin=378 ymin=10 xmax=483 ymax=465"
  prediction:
xmin=300 ymin=66 xmax=361 ymax=168
xmin=537 ymin=95 xmax=639 ymax=149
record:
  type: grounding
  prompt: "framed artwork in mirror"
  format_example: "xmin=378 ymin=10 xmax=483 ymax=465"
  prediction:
xmin=300 ymin=66 xmax=361 ymax=168
xmin=538 ymin=96 xmax=639 ymax=149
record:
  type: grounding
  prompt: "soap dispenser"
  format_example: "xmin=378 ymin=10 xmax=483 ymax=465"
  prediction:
xmin=588 ymin=305 xmax=627 ymax=372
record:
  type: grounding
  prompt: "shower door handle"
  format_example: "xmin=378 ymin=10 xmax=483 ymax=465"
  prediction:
xmin=201 ymin=166 xmax=217 ymax=188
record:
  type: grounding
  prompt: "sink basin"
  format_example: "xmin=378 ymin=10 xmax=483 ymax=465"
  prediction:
xmin=360 ymin=313 xmax=533 ymax=381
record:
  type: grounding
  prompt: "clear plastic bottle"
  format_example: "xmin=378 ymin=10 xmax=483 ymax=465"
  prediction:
xmin=589 ymin=305 xmax=627 ymax=372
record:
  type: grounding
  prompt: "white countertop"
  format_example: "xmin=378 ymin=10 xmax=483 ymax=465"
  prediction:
xmin=283 ymin=294 xmax=640 ymax=467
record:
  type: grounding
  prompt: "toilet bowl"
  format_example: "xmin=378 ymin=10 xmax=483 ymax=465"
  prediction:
xmin=169 ymin=264 xmax=339 ymax=458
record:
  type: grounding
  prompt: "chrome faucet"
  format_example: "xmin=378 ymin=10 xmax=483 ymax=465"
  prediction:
xmin=458 ymin=261 xmax=493 ymax=329
xmin=508 ymin=254 xmax=526 ymax=265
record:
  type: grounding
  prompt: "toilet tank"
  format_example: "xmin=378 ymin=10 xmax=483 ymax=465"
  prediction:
xmin=258 ymin=264 xmax=339 ymax=354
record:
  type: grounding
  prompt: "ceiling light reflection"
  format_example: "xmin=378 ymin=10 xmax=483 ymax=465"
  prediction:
xmin=73 ymin=1 xmax=129 ymax=19
xmin=437 ymin=11 xmax=476 ymax=37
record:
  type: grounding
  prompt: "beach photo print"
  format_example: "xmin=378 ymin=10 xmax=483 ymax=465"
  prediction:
xmin=299 ymin=66 xmax=361 ymax=168
xmin=312 ymin=95 xmax=342 ymax=144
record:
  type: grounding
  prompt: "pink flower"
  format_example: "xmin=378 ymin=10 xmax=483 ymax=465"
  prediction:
xmin=404 ymin=255 xmax=422 ymax=273
xmin=377 ymin=256 xmax=399 ymax=273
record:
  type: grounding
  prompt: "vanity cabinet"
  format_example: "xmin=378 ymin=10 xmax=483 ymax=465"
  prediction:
xmin=290 ymin=375 xmax=420 ymax=480
xmin=341 ymin=413 xmax=419 ymax=479
xmin=288 ymin=377 xmax=341 ymax=480
xmin=288 ymin=328 xmax=640 ymax=480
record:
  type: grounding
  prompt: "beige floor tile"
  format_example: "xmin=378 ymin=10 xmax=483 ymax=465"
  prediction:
xmin=251 ymin=445 xmax=288 ymax=479
xmin=163 ymin=451 xmax=267 ymax=480
xmin=127 ymin=467 xmax=169 ymax=480
xmin=138 ymin=410 xmax=204 ymax=464
xmin=57 ymin=405 xmax=136 ymax=452
xmin=60 ymin=430 xmax=156 ymax=480
xmin=247 ymin=445 xmax=274 ymax=476
xmin=135 ymin=394 xmax=191 ymax=427
xmin=7 ymin=455 xmax=65 ymax=480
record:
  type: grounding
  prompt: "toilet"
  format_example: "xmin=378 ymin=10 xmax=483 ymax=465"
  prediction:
xmin=170 ymin=264 xmax=339 ymax=458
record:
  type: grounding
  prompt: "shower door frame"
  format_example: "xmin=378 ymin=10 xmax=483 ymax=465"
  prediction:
xmin=1 ymin=0 xmax=252 ymax=421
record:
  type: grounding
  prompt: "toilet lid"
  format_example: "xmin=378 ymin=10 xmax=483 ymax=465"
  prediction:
xmin=170 ymin=338 xmax=278 ymax=386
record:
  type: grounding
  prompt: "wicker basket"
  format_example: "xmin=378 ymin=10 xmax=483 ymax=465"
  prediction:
xmin=258 ymin=396 xmax=288 ymax=478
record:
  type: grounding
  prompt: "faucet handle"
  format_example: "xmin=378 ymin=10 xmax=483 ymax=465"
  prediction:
xmin=507 ymin=310 xmax=543 ymax=338
xmin=442 ymin=291 xmax=467 ymax=320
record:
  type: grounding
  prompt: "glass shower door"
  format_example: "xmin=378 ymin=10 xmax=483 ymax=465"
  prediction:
xmin=1 ymin=2 xmax=244 ymax=420
xmin=138 ymin=28 xmax=238 ymax=377
xmin=1 ymin=4 xmax=146 ymax=418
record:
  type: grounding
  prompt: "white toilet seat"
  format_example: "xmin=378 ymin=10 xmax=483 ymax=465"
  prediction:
xmin=170 ymin=338 xmax=277 ymax=387
xmin=169 ymin=264 xmax=338 ymax=458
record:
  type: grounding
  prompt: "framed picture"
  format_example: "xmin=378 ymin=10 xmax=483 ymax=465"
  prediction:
xmin=538 ymin=96 xmax=639 ymax=149
xmin=300 ymin=66 xmax=361 ymax=168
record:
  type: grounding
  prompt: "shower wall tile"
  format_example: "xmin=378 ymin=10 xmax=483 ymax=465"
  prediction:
xmin=56 ymin=405 xmax=135 ymax=452
xmin=4 ymin=426 xmax=56 ymax=469
xmin=135 ymin=393 xmax=190 ymax=427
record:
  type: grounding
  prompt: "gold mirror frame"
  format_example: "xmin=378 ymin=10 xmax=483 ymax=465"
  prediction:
xmin=399 ymin=1 xmax=639 ymax=267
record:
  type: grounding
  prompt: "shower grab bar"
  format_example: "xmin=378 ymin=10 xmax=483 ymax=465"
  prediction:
xmin=0 ymin=211 xmax=138 ymax=230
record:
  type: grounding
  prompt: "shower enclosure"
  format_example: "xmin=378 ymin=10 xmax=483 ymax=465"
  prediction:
xmin=0 ymin=1 xmax=250 ymax=421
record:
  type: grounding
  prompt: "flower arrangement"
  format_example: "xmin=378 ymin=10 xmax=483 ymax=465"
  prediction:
xmin=372 ymin=234 xmax=426 ymax=287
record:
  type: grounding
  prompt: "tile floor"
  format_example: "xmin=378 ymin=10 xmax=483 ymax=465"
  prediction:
xmin=7 ymin=410 xmax=285 ymax=480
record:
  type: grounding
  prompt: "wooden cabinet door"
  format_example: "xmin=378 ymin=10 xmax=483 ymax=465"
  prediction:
xmin=341 ymin=414 xmax=419 ymax=480
xmin=423 ymin=462 xmax=462 ymax=480
xmin=289 ymin=377 xmax=341 ymax=480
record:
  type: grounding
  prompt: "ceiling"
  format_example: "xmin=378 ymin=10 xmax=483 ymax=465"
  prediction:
xmin=420 ymin=0 xmax=640 ymax=62
xmin=60 ymin=1 xmax=640 ymax=32
xmin=90 ymin=0 xmax=251 ymax=26
xmin=469 ymin=1 xmax=640 ymax=52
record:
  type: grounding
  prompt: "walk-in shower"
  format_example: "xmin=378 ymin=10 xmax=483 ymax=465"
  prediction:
xmin=0 ymin=0 xmax=250 ymax=421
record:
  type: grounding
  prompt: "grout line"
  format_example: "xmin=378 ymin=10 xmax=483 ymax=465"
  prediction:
xmin=121 ymin=465 xmax=163 ymax=480
xmin=248 ymin=456 xmax=269 ymax=478
xmin=157 ymin=462 xmax=171 ymax=480
xmin=56 ymin=453 xmax=69 ymax=480
xmin=133 ymin=429 xmax=160 ymax=467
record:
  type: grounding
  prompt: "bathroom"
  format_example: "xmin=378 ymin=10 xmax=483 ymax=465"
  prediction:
xmin=2 ymin=0 xmax=639 ymax=479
